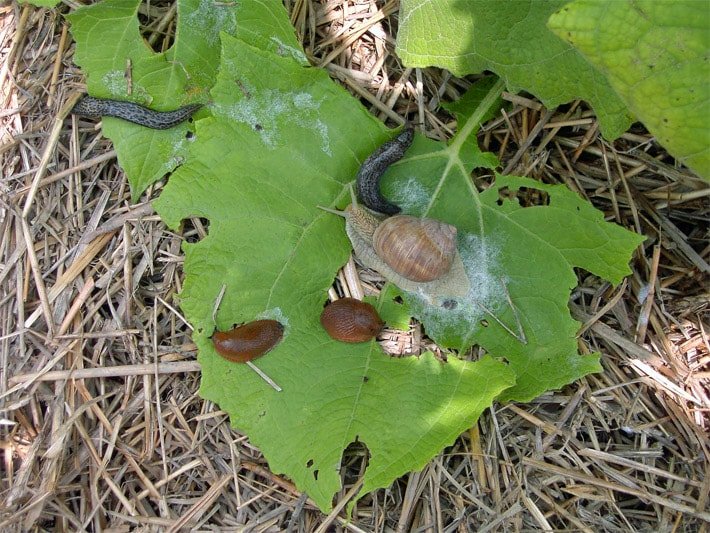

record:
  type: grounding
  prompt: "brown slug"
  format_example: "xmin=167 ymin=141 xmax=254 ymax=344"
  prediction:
xmin=212 ymin=319 xmax=284 ymax=363
xmin=320 ymin=297 xmax=384 ymax=343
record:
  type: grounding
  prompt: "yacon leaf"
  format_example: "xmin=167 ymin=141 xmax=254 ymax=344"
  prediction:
xmin=395 ymin=0 xmax=634 ymax=139
xmin=68 ymin=0 xmax=304 ymax=200
xmin=153 ymin=9 xmax=643 ymax=506
xmin=154 ymin=35 xmax=516 ymax=512
xmin=548 ymin=0 xmax=710 ymax=180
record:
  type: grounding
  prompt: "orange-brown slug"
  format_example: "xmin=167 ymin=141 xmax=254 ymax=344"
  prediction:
xmin=212 ymin=319 xmax=284 ymax=363
xmin=320 ymin=298 xmax=384 ymax=343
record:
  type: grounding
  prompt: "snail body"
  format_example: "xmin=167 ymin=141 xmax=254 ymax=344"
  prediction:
xmin=335 ymin=202 xmax=471 ymax=302
xmin=320 ymin=298 xmax=384 ymax=343
xmin=212 ymin=319 xmax=284 ymax=363
xmin=320 ymin=124 xmax=469 ymax=304
xmin=72 ymin=95 xmax=202 ymax=130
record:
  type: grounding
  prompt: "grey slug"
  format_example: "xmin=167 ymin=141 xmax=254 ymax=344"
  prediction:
xmin=72 ymin=95 xmax=202 ymax=130
xmin=356 ymin=124 xmax=414 ymax=215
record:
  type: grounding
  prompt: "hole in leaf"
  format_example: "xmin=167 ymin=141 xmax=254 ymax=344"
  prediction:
xmin=185 ymin=130 xmax=195 ymax=140
xmin=306 ymin=459 xmax=314 ymax=468
xmin=517 ymin=187 xmax=550 ymax=207
xmin=480 ymin=319 xmax=489 ymax=327
xmin=139 ymin=2 xmax=176 ymax=53
xmin=497 ymin=185 xmax=551 ymax=208
xmin=442 ymin=299 xmax=457 ymax=310
xmin=183 ymin=217 xmax=210 ymax=243
xmin=313 ymin=469 xmax=319 ymax=480
xmin=339 ymin=440 xmax=370 ymax=486
xmin=363 ymin=376 xmax=369 ymax=383
xmin=393 ymin=296 xmax=404 ymax=304
xmin=497 ymin=186 xmax=514 ymax=205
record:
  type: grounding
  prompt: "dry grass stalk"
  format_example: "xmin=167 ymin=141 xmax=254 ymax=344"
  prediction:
xmin=0 ymin=1 xmax=708 ymax=531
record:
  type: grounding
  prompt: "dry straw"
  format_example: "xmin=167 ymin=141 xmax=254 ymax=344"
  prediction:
xmin=1 ymin=1 xmax=708 ymax=531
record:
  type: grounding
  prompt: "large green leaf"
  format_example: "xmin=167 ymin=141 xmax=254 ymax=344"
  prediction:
xmin=73 ymin=0 xmax=644 ymax=513
xmin=548 ymin=0 xmax=710 ymax=180
xmin=154 ymin=31 xmax=642 ymax=511
xmin=396 ymin=0 xmax=634 ymax=139
xmin=154 ymin=35 xmax=516 ymax=512
xmin=67 ymin=0 xmax=304 ymax=200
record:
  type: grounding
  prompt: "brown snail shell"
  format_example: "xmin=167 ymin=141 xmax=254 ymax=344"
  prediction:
xmin=212 ymin=319 xmax=284 ymax=363
xmin=319 ymin=191 xmax=471 ymax=304
xmin=373 ymin=215 xmax=457 ymax=282
xmin=320 ymin=298 xmax=384 ymax=343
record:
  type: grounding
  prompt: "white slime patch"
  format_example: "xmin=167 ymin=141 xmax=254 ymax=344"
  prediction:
xmin=214 ymin=89 xmax=332 ymax=156
xmin=101 ymin=71 xmax=149 ymax=101
xmin=102 ymin=71 xmax=128 ymax=96
xmin=270 ymin=36 xmax=308 ymax=63
xmin=184 ymin=0 xmax=237 ymax=47
xmin=158 ymin=128 xmax=190 ymax=175
xmin=390 ymin=177 xmax=430 ymax=212
xmin=409 ymin=231 xmax=516 ymax=342
xmin=259 ymin=307 xmax=290 ymax=333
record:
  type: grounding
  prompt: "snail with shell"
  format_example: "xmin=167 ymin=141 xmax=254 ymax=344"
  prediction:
xmin=322 ymin=126 xmax=471 ymax=304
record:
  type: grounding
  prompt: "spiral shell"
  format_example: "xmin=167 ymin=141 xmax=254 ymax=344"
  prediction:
xmin=372 ymin=215 xmax=457 ymax=282
xmin=320 ymin=298 xmax=384 ymax=343
xmin=212 ymin=319 xmax=284 ymax=363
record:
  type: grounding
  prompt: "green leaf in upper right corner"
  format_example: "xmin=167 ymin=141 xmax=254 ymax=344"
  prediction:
xmin=548 ymin=0 xmax=710 ymax=181
xmin=396 ymin=0 xmax=634 ymax=139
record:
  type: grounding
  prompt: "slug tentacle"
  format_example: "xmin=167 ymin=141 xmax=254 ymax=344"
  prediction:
xmin=356 ymin=124 xmax=414 ymax=215
xmin=72 ymin=95 xmax=202 ymax=130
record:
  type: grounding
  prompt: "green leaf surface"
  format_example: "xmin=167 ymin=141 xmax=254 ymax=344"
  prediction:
xmin=74 ymin=0 xmax=644 ymax=512
xmin=548 ymin=0 xmax=710 ymax=180
xmin=396 ymin=0 xmax=634 ymax=139
xmin=67 ymin=0 xmax=304 ymax=201
xmin=374 ymin=285 xmax=412 ymax=331
xmin=153 ymin=20 xmax=642 ymax=508
xmin=154 ymin=34 xmax=516 ymax=512
xmin=375 ymin=85 xmax=644 ymax=402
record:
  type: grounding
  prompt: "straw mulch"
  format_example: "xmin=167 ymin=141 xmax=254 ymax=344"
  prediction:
xmin=1 ymin=1 xmax=708 ymax=531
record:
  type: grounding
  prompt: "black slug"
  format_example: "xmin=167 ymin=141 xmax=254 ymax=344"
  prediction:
xmin=72 ymin=95 xmax=202 ymax=130
xmin=356 ymin=124 xmax=414 ymax=215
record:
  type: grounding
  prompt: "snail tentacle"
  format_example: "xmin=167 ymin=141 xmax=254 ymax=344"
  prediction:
xmin=356 ymin=125 xmax=414 ymax=215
